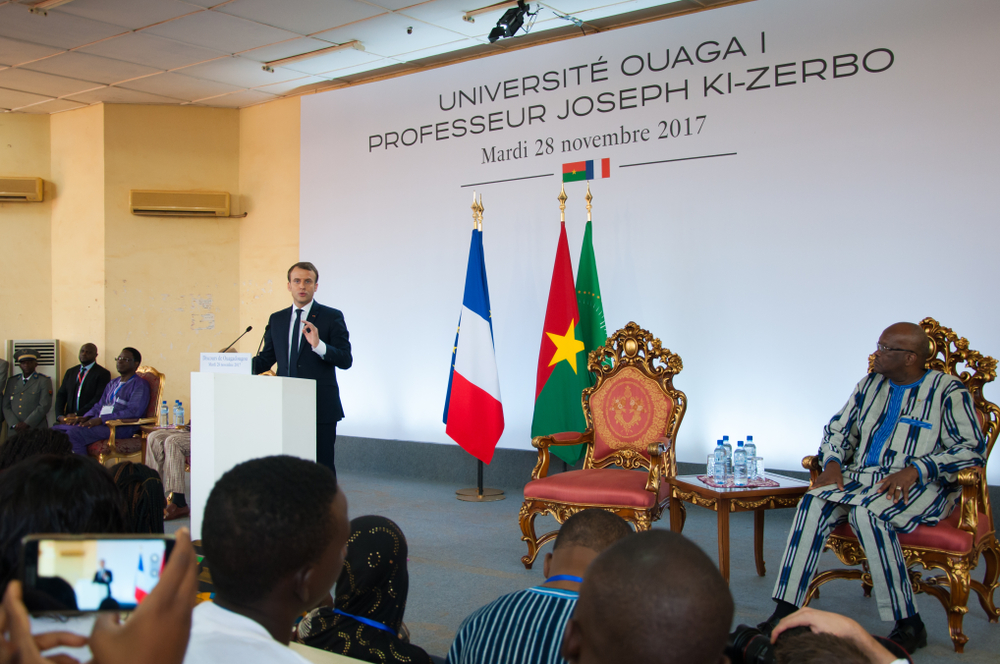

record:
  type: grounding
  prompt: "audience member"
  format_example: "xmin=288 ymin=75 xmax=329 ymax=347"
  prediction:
xmin=0 ymin=527 xmax=198 ymax=664
xmin=298 ymin=515 xmax=433 ymax=664
xmin=0 ymin=355 xmax=8 ymax=401
xmin=763 ymin=323 xmax=985 ymax=653
xmin=184 ymin=455 xmax=350 ymax=664
xmin=561 ymin=529 xmax=733 ymax=664
xmin=2 ymin=351 xmax=52 ymax=436
xmin=772 ymin=607 xmax=910 ymax=664
xmin=0 ymin=428 xmax=72 ymax=472
xmin=0 ymin=455 xmax=128 ymax=604
xmin=55 ymin=343 xmax=112 ymax=421
xmin=112 ymin=461 xmax=166 ymax=534
xmin=448 ymin=509 xmax=633 ymax=664
xmin=145 ymin=426 xmax=191 ymax=520
xmin=52 ymin=347 xmax=150 ymax=456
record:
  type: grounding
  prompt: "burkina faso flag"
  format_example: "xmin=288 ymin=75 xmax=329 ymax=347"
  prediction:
xmin=530 ymin=221 xmax=591 ymax=464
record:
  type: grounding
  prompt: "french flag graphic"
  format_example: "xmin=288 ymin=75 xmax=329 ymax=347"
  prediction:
xmin=443 ymin=225 xmax=504 ymax=463
xmin=134 ymin=552 xmax=157 ymax=603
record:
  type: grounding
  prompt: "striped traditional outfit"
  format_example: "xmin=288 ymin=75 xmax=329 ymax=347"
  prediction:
xmin=773 ymin=370 xmax=985 ymax=621
xmin=447 ymin=586 xmax=577 ymax=664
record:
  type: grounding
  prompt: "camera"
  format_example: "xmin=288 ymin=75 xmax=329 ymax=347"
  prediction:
xmin=725 ymin=624 xmax=781 ymax=664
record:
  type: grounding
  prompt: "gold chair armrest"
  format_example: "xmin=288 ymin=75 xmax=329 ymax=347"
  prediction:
xmin=802 ymin=455 xmax=821 ymax=482
xmin=106 ymin=417 xmax=156 ymax=452
xmin=530 ymin=432 xmax=592 ymax=480
xmin=956 ymin=468 xmax=982 ymax=536
xmin=645 ymin=437 xmax=672 ymax=494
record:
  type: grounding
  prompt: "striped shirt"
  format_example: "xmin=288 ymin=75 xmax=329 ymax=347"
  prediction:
xmin=447 ymin=586 xmax=577 ymax=664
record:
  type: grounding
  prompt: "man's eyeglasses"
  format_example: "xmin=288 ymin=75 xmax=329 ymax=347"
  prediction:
xmin=115 ymin=356 xmax=136 ymax=363
xmin=875 ymin=343 xmax=914 ymax=354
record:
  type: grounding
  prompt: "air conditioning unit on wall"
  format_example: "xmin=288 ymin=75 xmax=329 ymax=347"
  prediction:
xmin=0 ymin=177 xmax=44 ymax=202
xmin=130 ymin=190 xmax=231 ymax=217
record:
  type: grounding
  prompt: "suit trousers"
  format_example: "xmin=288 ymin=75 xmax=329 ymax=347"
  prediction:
xmin=772 ymin=492 xmax=918 ymax=621
xmin=317 ymin=422 xmax=338 ymax=480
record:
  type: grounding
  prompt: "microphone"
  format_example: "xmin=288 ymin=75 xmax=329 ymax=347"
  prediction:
xmin=254 ymin=325 xmax=271 ymax=366
xmin=219 ymin=326 xmax=253 ymax=353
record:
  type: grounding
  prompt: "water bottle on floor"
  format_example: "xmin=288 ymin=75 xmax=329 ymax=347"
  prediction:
xmin=159 ymin=400 xmax=169 ymax=427
xmin=713 ymin=441 xmax=726 ymax=486
xmin=733 ymin=441 xmax=748 ymax=487
xmin=722 ymin=435 xmax=733 ymax=481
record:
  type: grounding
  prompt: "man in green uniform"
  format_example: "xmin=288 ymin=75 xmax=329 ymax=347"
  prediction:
xmin=2 ymin=350 xmax=53 ymax=435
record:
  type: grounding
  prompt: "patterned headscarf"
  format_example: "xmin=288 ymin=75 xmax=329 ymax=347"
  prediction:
xmin=297 ymin=515 xmax=433 ymax=664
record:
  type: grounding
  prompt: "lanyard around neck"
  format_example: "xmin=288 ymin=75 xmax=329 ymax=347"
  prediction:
xmin=332 ymin=608 xmax=395 ymax=635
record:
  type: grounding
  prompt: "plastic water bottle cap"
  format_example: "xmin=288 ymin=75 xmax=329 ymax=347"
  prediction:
xmin=738 ymin=441 xmax=744 ymax=447
xmin=747 ymin=435 xmax=753 ymax=441
xmin=717 ymin=441 xmax=723 ymax=446
xmin=723 ymin=435 xmax=729 ymax=441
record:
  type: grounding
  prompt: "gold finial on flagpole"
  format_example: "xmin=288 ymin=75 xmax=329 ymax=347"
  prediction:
xmin=476 ymin=193 xmax=484 ymax=231
xmin=558 ymin=183 xmax=567 ymax=223
xmin=472 ymin=191 xmax=479 ymax=229
xmin=585 ymin=183 xmax=593 ymax=222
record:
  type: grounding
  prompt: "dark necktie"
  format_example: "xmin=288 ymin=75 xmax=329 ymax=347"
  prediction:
xmin=289 ymin=309 xmax=302 ymax=377
xmin=75 ymin=366 xmax=89 ymax=410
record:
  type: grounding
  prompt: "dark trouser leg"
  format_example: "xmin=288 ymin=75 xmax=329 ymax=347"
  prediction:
xmin=316 ymin=422 xmax=338 ymax=480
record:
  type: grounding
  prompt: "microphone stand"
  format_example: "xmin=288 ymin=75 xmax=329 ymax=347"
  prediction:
xmin=219 ymin=326 xmax=253 ymax=353
xmin=253 ymin=325 xmax=271 ymax=373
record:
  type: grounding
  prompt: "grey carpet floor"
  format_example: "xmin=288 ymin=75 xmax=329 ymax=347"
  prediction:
xmin=168 ymin=470 xmax=1000 ymax=662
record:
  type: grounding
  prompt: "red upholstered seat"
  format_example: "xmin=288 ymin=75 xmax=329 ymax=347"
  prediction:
xmin=525 ymin=469 xmax=670 ymax=508
xmin=830 ymin=506 xmax=992 ymax=554
xmin=87 ymin=437 xmax=145 ymax=457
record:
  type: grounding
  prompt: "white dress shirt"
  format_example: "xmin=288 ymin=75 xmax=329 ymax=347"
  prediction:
xmin=287 ymin=299 xmax=327 ymax=365
xmin=184 ymin=602 xmax=311 ymax=664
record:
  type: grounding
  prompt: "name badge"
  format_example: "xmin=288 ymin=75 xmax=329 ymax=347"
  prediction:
xmin=100 ymin=405 xmax=114 ymax=416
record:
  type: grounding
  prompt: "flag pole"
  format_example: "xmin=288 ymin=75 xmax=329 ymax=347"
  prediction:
xmin=456 ymin=193 xmax=505 ymax=503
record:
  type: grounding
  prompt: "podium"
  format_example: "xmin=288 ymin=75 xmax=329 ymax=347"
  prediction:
xmin=189 ymin=372 xmax=316 ymax=539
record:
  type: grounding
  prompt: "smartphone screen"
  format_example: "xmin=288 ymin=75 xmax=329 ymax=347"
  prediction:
xmin=21 ymin=535 xmax=174 ymax=614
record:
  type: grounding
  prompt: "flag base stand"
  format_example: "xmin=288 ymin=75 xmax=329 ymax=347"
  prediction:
xmin=456 ymin=459 xmax=505 ymax=502
xmin=456 ymin=487 xmax=505 ymax=502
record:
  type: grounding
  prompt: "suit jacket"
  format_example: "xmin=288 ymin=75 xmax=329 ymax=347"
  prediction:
xmin=255 ymin=301 xmax=352 ymax=423
xmin=0 ymin=359 xmax=8 ymax=397
xmin=3 ymin=372 xmax=53 ymax=429
xmin=55 ymin=363 xmax=112 ymax=416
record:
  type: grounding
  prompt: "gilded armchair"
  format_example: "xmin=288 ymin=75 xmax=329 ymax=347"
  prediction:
xmin=519 ymin=322 xmax=687 ymax=568
xmin=87 ymin=365 xmax=164 ymax=467
xmin=802 ymin=317 xmax=999 ymax=652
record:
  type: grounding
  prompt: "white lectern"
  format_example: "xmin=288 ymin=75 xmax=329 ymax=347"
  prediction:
xmin=190 ymin=372 xmax=316 ymax=539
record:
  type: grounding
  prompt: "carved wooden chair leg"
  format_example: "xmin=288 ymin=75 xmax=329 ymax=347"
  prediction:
xmin=943 ymin=566 xmax=972 ymax=653
xmin=974 ymin=541 xmax=1000 ymax=621
xmin=861 ymin=562 xmax=873 ymax=598
xmin=519 ymin=506 xmax=541 ymax=569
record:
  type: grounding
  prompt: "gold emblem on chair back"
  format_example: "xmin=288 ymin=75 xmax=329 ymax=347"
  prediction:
xmin=582 ymin=322 xmax=686 ymax=476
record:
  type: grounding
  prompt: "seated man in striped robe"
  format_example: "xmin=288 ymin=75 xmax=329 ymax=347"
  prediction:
xmin=447 ymin=509 xmax=633 ymax=664
xmin=762 ymin=322 xmax=986 ymax=654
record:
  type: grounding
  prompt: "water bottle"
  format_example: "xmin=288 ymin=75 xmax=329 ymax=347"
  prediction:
xmin=159 ymin=400 xmax=169 ymax=427
xmin=745 ymin=435 xmax=756 ymax=460
xmin=176 ymin=400 xmax=185 ymax=427
xmin=713 ymin=441 xmax=727 ymax=486
xmin=733 ymin=441 xmax=748 ymax=487
xmin=722 ymin=435 xmax=733 ymax=480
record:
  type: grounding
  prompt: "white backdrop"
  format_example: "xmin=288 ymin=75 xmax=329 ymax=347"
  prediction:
xmin=301 ymin=0 xmax=1000 ymax=483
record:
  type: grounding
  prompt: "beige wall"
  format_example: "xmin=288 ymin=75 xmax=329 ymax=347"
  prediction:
xmin=0 ymin=113 xmax=53 ymax=351
xmin=1 ymin=100 xmax=300 ymax=411
xmin=50 ymin=104 xmax=105 ymax=372
xmin=238 ymin=97 xmax=301 ymax=354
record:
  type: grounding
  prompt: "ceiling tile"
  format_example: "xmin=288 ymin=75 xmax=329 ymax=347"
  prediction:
xmin=0 ymin=4 xmax=127 ymax=50
xmin=239 ymin=37 xmax=344 ymax=64
xmin=20 ymin=51 xmax=163 ymax=85
xmin=0 ymin=87 xmax=52 ymax=110
xmin=118 ymin=72 xmax=244 ymax=101
xmin=312 ymin=13 xmax=462 ymax=58
xmin=176 ymin=56 xmax=305 ymax=88
xmin=78 ymin=33 xmax=229 ymax=70
xmin=0 ymin=68 xmax=104 ymax=97
xmin=0 ymin=37 xmax=64 ymax=67
xmin=318 ymin=58 xmax=403 ymax=79
xmin=252 ymin=75 xmax=327 ymax=95
xmin=65 ymin=86 xmax=186 ymax=104
xmin=196 ymin=89 xmax=278 ymax=108
xmin=364 ymin=0 xmax=428 ymax=12
xmin=54 ymin=0 xmax=202 ymax=30
xmin=14 ymin=98 xmax=89 ymax=114
xmin=143 ymin=11 xmax=303 ymax=54
xmin=397 ymin=0 xmax=493 ymax=39
xmin=391 ymin=37 xmax=480 ymax=62
xmin=218 ymin=0 xmax=386 ymax=36
xmin=279 ymin=47 xmax=383 ymax=76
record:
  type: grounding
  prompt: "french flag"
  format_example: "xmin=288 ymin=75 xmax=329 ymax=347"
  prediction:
xmin=134 ymin=552 xmax=157 ymax=603
xmin=443 ymin=226 xmax=504 ymax=463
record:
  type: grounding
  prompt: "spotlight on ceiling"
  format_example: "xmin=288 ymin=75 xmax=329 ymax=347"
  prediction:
xmin=488 ymin=0 xmax=529 ymax=43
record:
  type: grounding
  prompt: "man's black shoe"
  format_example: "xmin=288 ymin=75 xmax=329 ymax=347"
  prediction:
xmin=887 ymin=621 xmax=927 ymax=654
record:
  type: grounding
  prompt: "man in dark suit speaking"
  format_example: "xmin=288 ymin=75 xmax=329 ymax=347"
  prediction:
xmin=254 ymin=262 xmax=352 ymax=476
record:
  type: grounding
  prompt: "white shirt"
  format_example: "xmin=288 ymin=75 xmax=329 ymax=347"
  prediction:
xmin=184 ymin=602 xmax=311 ymax=664
xmin=287 ymin=299 xmax=327 ymax=364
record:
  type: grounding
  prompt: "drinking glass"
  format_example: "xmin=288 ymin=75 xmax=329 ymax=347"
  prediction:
xmin=706 ymin=454 xmax=716 ymax=480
